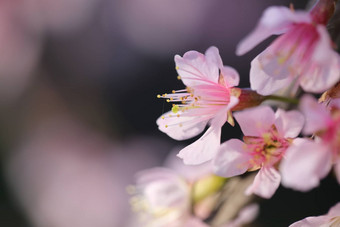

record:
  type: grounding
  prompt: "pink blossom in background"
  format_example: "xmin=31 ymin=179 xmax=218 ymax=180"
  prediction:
xmin=236 ymin=3 xmax=340 ymax=95
xmin=132 ymin=164 xmax=214 ymax=226
xmin=5 ymin=117 xmax=170 ymax=227
xmin=214 ymin=106 xmax=304 ymax=198
xmin=280 ymin=95 xmax=340 ymax=191
xmin=157 ymin=46 xmax=240 ymax=165
xmin=132 ymin=168 xmax=192 ymax=227
xmin=289 ymin=202 xmax=340 ymax=227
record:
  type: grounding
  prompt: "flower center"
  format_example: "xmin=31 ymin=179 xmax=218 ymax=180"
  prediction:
xmin=157 ymin=74 xmax=231 ymax=120
xmin=243 ymin=125 xmax=291 ymax=169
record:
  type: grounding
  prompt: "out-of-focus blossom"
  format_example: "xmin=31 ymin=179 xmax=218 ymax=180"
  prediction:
xmin=237 ymin=1 xmax=340 ymax=95
xmin=130 ymin=150 xmax=227 ymax=227
xmin=214 ymin=106 xmax=304 ymax=198
xmin=222 ymin=204 xmax=259 ymax=227
xmin=131 ymin=167 xmax=192 ymax=227
xmin=289 ymin=202 xmax=340 ymax=227
xmin=5 ymin=116 xmax=170 ymax=227
xmin=280 ymin=95 xmax=340 ymax=191
xmin=157 ymin=46 xmax=240 ymax=165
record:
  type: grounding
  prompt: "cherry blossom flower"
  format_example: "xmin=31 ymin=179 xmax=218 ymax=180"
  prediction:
xmin=289 ymin=202 xmax=340 ymax=227
xmin=236 ymin=0 xmax=340 ymax=95
xmin=157 ymin=46 xmax=240 ymax=165
xmin=131 ymin=166 xmax=216 ymax=227
xmin=131 ymin=167 xmax=192 ymax=227
xmin=280 ymin=95 xmax=340 ymax=191
xmin=213 ymin=106 xmax=304 ymax=198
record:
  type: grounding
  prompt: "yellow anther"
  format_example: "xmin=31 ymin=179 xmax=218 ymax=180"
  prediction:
xmin=157 ymin=94 xmax=161 ymax=98
xmin=172 ymin=105 xmax=180 ymax=113
xmin=177 ymin=75 xmax=181 ymax=80
xmin=179 ymin=123 xmax=183 ymax=127
xmin=172 ymin=90 xmax=176 ymax=93
xmin=177 ymin=114 xmax=180 ymax=117
xmin=161 ymin=116 xmax=165 ymax=119
xmin=165 ymin=125 xmax=168 ymax=128
xmin=176 ymin=66 xmax=179 ymax=70
xmin=166 ymin=99 xmax=170 ymax=102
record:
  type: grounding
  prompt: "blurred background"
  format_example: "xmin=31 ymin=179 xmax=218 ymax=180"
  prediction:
xmin=0 ymin=0 xmax=339 ymax=226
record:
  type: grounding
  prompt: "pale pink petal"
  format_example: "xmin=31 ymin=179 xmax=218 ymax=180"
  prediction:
xmin=299 ymin=25 xmax=340 ymax=93
xmin=213 ymin=139 xmax=251 ymax=178
xmin=313 ymin=25 xmax=337 ymax=64
xmin=327 ymin=202 xmax=340 ymax=217
xmin=329 ymin=98 xmax=340 ymax=109
xmin=210 ymin=96 xmax=239 ymax=128
xmin=299 ymin=52 xmax=340 ymax=93
xmin=280 ymin=138 xmax=332 ymax=191
xmin=220 ymin=66 xmax=240 ymax=87
xmin=185 ymin=217 xmax=209 ymax=227
xmin=290 ymin=202 xmax=340 ymax=227
xmin=250 ymin=54 xmax=294 ymax=96
xmin=299 ymin=95 xmax=331 ymax=135
xmin=234 ymin=106 xmax=275 ymax=137
xmin=236 ymin=6 xmax=311 ymax=55
xmin=289 ymin=215 xmax=328 ymax=227
xmin=164 ymin=149 xmax=213 ymax=182
xmin=334 ymin=159 xmax=340 ymax=185
xmin=245 ymin=167 xmax=281 ymax=199
xmin=205 ymin=46 xmax=223 ymax=70
xmin=136 ymin=167 xmax=179 ymax=185
xmin=175 ymin=50 xmax=219 ymax=87
xmin=177 ymin=126 xmax=221 ymax=165
xmin=274 ymin=109 xmax=304 ymax=138
xmin=223 ymin=204 xmax=259 ymax=227
xmin=156 ymin=111 xmax=208 ymax=141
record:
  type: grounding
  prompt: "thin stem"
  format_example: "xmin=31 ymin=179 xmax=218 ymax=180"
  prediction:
xmin=264 ymin=95 xmax=299 ymax=105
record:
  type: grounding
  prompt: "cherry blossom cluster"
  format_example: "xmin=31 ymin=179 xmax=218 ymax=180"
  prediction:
xmin=132 ymin=0 xmax=340 ymax=226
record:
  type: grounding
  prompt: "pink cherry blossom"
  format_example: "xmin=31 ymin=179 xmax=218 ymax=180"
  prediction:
xmin=289 ymin=202 xmax=340 ymax=227
xmin=236 ymin=2 xmax=340 ymax=95
xmin=157 ymin=46 xmax=240 ymax=165
xmin=213 ymin=106 xmax=304 ymax=198
xmin=280 ymin=95 xmax=340 ymax=191
xmin=132 ymin=167 xmax=192 ymax=227
xmin=131 ymin=162 xmax=215 ymax=227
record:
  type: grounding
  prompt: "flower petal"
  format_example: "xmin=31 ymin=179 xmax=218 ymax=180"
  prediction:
xmin=299 ymin=25 xmax=340 ymax=93
xmin=299 ymin=54 xmax=340 ymax=94
xmin=185 ymin=217 xmax=210 ymax=227
xmin=280 ymin=138 xmax=332 ymax=191
xmin=220 ymin=66 xmax=240 ymax=87
xmin=328 ymin=202 xmax=340 ymax=217
xmin=156 ymin=111 xmax=208 ymax=141
xmin=213 ymin=139 xmax=250 ymax=178
xmin=205 ymin=46 xmax=223 ymax=69
xmin=299 ymin=95 xmax=331 ymax=135
xmin=274 ymin=109 xmax=304 ymax=138
xmin=175 ymin=49 xmax=219 ymax=87
xmin=289 ymin=215 xmax=328 ymax=227
xmin=250 ymin=53 xmax=294 ymax=96
xmin=236 ymin=6 xmax=311 ymax=55
xmin=177 ymin=126 xmax=221 ymax=165
xmin=245 ymin=167 xmax=281 ymax=199
xmin=234 ymin=106 xmax=275 ymax=137
xmin=210 ymin=96 xmax=239 ymax=128
xmin=334 ymin=159 xmax=340 ymax=185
